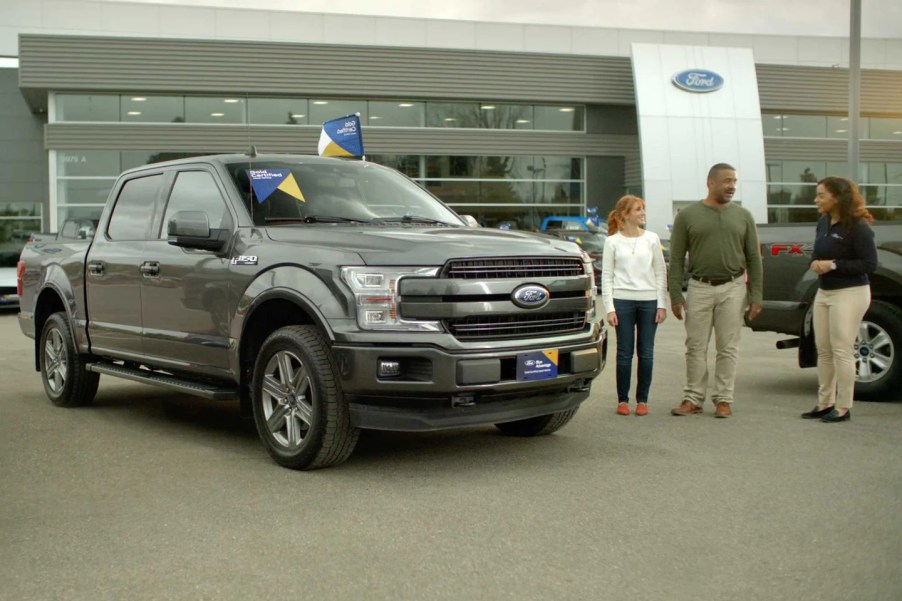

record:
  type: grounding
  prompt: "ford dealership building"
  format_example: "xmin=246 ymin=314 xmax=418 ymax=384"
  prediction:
xmin=1 ymin=0 xmax=901 ymax=240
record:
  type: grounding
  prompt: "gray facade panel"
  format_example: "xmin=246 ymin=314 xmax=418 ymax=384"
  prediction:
xmin=19 ymin=34 xmax=635 ymax=110
xmin=756 ymin=65 xmax=902 ymax=115
xmin=0 ymin=70 xmax=47 ymax=209
xmin=764 ymin=138 xmax=902 ymax=162
xmin=44 ymin=123 xmax=640 ymax=157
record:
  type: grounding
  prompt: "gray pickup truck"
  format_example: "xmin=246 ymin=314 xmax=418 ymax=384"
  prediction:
xmin=749 ymin=221 xmax=902 ymax=400
xmin=17 ymin=153 xmax=606 ymax=469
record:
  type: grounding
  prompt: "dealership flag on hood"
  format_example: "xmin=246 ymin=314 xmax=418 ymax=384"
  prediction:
xmin=317 ymin=114 xmax=364 ymax=158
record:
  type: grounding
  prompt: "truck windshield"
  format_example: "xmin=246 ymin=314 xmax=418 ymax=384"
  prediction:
xmin=227 ymin=159 xmax=465 ymax=227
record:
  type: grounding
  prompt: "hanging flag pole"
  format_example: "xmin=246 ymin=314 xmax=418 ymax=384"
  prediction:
xmin=318 ymin=113 xmax=365 ymax=159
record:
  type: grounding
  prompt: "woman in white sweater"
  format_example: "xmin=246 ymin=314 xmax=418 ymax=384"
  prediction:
xmin=601 ymin=195 xmax=668 ymax=416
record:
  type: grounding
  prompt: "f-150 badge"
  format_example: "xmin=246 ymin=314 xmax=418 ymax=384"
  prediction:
xmin=231 ymin=255 xmax=258 ymax=265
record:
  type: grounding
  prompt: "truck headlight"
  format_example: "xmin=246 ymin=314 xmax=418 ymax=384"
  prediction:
xmin=341 ymin=266 xmax=442 ymax=332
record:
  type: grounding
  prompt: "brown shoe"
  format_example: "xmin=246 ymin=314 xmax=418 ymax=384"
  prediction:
xmin=714 ymin=402 xmax=732 ymax=418
xmin=671 ymin=400 xmax=703 ymax=416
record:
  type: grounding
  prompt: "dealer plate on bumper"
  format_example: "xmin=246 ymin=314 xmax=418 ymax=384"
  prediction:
xmin=516 ymin=350 xmax=559 ymax=381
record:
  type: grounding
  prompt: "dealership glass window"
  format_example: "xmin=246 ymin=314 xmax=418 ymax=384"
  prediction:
xmin=762 ymin=114 xmax=784 ymax=137
xmin=473 ymin=104 xmax=533 ymax=130
xmin=781 ymin=161 xmax=825 ymax=184
xmin=534 ymin=105 xmax=584 ymax=131
xmin=308 ymin=99 xmax=367 ymax=125
xmin=248 ymin=98 xmax=309 ymax=125
xmin=767 ymin=207 xmax=820 ymax=223
xmin=0 ymin=203 xmax=42 ymax=262
xmin=55 ymin=94 xmax=119 ymax=122
xmin=779 ymin=115 xmax=826 ymax=138
xmin=425 ymin=102 xmax=481 ymax=128
xmin=56 ymin=151 xmax=120 ymax=177
xmin=869 ymin=117 xmax=902 ymax=140
xmin=57 ymin=179 xmax=116 ymax=206
xmin=368 ymin=155 xmax=421 ymax=179
xmin=367 ymin=101 xmax=424 ymax=127
xmin=185 ymin=96 xmax=247 ymax=124
xmin=56 ymin=206 xmax=105 ymax=231
xmin=121 ymin=95 xmax=184 ymax=123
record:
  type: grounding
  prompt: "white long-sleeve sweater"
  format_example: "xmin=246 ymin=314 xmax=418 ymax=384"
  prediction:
xmin=600 ymin=230 xmax=668 ymax=315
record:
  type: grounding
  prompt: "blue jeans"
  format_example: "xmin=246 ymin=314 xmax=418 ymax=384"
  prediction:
xmin=613 ymin=298 xmax=659 ymax=403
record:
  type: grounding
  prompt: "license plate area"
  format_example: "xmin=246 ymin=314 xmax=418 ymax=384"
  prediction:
xmin=516 ymin=350 xmax=559 ymax=381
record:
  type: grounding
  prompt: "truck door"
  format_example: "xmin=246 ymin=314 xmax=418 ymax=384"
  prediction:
xmin=140 ymin=169 xmax=234 ymax=377
xmin=86 ymin=173 xmax=164 ymax=359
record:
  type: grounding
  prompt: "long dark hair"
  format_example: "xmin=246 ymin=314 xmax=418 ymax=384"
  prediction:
xmin=607 ymin=195 xmax=644 ymax=236
xmin=817 ymin=176 xmax=873 ymax=226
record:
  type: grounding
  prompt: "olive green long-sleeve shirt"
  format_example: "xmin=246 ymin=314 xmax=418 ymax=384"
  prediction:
xmin=667 ymin=201 xmax=763 ymax=306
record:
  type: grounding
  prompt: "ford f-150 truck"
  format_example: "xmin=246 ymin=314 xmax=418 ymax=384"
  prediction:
xmin=18 ymin=153 xmax=606 ymax=469
xmin=748 ymin=221 xmax=901 ymax=400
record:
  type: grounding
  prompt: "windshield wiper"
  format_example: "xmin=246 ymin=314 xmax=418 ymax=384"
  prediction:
xmin=371 ymin=215 xmax=455 ymax=225
xmin=264 ymin=216 xmax=371 ymax=224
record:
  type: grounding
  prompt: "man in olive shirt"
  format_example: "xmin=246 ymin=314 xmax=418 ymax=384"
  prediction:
xmin=668 ymin=163 xmax=763 ymax=418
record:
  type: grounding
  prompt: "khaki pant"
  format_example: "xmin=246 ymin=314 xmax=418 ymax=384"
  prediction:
xmin=683 ymin=276 xmax=748 ymax=406
xmin=813 ymin=285 xmax=871 ymax=409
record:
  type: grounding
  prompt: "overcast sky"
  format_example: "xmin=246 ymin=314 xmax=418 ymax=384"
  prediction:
xmin=90 ymin=0 xmax=902 ymax=38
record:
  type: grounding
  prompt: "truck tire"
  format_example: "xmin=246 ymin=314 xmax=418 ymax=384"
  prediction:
xmin=494 ymin=408 xmax=579 ymax=437
xmin=39 ymin=312 xmax=99 ymax=407
xmin=251 ymin=325 xmax=359 ymax=470
xmin=855 ymin=300 xmax=902 ymax=401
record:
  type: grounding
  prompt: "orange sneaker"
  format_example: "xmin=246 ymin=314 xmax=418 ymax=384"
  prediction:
xmin=635 ymin=402 xmax=648 ymax=416
xmin=616 ymin=403 xmax=630 ymax=416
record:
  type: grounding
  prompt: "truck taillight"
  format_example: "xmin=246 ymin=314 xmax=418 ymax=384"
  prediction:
xmin=16 ymin=260 xmax=25 ymax=298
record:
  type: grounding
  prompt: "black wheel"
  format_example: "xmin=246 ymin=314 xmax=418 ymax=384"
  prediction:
xmin=251 ymin=325 xmax=359 ymax=470
xmin=495 ymin=408 xmax=579 ymax=437
xmin=854 ymin=300 xmax=902 ymax=401
xmin=39 ymin=312 xmax=99 ymax=407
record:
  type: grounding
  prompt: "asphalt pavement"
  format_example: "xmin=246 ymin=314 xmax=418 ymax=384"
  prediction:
xmin=1 ymin=307 xmax=900 ymax=601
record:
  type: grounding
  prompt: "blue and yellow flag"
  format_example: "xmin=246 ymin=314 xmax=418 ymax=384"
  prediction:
xmin=247 ymin=169 xmax=304 ymax=204
xmin=317 ymin=114 xmax=364 ymax=158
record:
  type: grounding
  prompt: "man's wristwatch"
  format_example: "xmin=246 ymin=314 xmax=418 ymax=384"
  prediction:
xmin=829 ymin=261 xmax=837 ymax=271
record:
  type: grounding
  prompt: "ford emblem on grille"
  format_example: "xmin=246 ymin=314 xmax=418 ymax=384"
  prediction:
xmin=512 ymin=284 xmax=550 ymax=309
xmin=672 ymin=69 xmax=724 ymax=93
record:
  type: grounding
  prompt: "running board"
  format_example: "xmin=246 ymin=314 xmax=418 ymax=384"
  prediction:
xmin=86 ymin=362 xmax=238 ymax=400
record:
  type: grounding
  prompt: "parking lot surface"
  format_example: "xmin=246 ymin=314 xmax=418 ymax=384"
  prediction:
xmin=1 ymin=308 xmax=900 ymax=601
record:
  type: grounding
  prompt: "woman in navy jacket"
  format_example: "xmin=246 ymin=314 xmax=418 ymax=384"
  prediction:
xmin=802 ymin=177 xmax=878 ymax=423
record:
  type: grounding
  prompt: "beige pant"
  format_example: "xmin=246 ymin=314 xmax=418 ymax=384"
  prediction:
xmin=813 ymin=285 xmax=871 ymax=409
xmin=683 ymin=276 xmax=748 ymax=406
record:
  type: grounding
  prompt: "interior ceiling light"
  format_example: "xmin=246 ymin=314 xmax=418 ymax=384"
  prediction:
xmin=892 ymin=131 xmax=902 ymax=135
xmin=772 ymin=115 xmax=781 ymax=119
xmin=210 ymin=112 xmax=225 ymax=117
xmin=370 ymin=115 xmax=381 ymax=119
xmin=840 ymin=117 xmax=849 ymax=121
xmin=516 ymin=119 xmax=530 ymax=124
xmin=835 ymin=129 xmax=848 ymax=133
xmin=480 ymin=105 xmax=496 ymax=110
xmin=780 ymin=127 xmax=790 ymax=131
xmin=223 ymin=98 xmax=240 ymax=104
xmin=127 ymin=111 xmax=141 ymax=116
xmin=131 ymin=97 xmax=146 ymax=102
xmin=313 ymin=100 xmax=329 ymax=105
xmin=444 ymin=117 xmax=456 ymax=122
xmin=398 ymin=102 xmax=414 ymax=108
xmin=290 ymin=114 xmax=305 ymax=119
xmin=559 ymin=107 xmax=576 ymax=112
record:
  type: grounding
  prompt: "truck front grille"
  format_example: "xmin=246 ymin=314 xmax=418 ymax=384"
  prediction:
xmin=446 ymin=312 xmax=586 ymax=340
xmin=444 ymin=258 xmax=584 ymax=280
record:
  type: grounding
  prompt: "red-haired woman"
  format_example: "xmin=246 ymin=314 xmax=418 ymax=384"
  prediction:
xmin=601 ymin=195 xmax=668 ymax=416
xmin=803 ymin=177 xmax=877 ymax=423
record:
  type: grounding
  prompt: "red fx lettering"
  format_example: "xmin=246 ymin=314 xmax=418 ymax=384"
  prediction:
xmin=770 ymin=244 xmax=804 ymax=256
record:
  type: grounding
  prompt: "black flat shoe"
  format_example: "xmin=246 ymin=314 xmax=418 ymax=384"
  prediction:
xmin=821 ymin=409 xmax=851 ymax=423
xmin=801 ymin=405 xmax=834 ymax=419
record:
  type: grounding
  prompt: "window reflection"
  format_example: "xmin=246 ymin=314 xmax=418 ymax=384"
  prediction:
xmin=308 ymin=99 xmax=367 ymax=124
xmin=368 ymin=101 xmax=423 ymax=127
xmin=121 ymin=95 xmax=184 ymax=123
xmin=55 ymin=94 xmax=119 ymax=121
xmin=185 ymin=96 xmax=246 ymax=124
xmin=248 ymin=98 xmax=309 ymax=125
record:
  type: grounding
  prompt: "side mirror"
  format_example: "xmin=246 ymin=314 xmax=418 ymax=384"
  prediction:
xmin=168 ymin=211 xmax=229 ymax=251
xmin=460 ymin=214 xmax=480 ymax=227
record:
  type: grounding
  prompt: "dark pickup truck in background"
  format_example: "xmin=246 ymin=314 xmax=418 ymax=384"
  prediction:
xmin=17 ymin=153 xmax=606 ymax=470
xmin=749 ymin=221 xmax=902 ymax=400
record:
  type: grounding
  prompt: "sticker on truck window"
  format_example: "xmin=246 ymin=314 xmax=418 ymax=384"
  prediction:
xmin=231 ymin=255 xmax=258 ymax=265
xmin=516 ymin=350 xmax=559 ymax=381
xmin=247 ymin=169 xmax=305 ymax=204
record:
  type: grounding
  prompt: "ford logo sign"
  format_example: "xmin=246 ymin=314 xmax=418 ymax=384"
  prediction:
xmin=512 ymin=284 xmax=550 ymax=309
xmin=672 ymin=69 xmax=724 ymax=93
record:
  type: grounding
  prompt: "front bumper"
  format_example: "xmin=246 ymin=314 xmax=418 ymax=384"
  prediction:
xmin=332 ymin=329 xmax=607 ymax=431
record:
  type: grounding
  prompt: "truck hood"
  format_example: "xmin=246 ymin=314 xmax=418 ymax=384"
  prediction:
xmin=265 ymin=226 xmax=581 ymax=265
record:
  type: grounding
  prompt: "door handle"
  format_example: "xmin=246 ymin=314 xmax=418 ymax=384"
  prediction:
xmin=87 ymin=261 xmax=104 ymax=276
xmin=140 ymin=261 xmax=160 ymax=277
